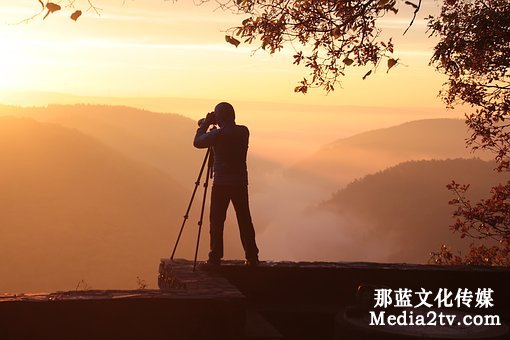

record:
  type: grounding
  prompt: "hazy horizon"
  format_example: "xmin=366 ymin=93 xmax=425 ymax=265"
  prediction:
xmin=0 ymin=91 xmax=464 ymax=165
xmin=0 ymin=103 xmax=500 ymax=293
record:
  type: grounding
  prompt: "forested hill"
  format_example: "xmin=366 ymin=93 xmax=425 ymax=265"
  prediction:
xmin=317 ymin=158 xmax=508 ymax=263
xmin=0 ymin=116 xmax=192 ymax=292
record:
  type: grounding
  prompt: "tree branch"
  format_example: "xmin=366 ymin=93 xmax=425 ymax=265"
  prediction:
xmin=403 ymin=0 xmax=421 ymax=35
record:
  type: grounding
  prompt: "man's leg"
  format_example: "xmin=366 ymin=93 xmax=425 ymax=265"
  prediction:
xmin=231 ymin=185 xmax=259 ymax=262
xmin=209 ymin=185 xmax=230 ymax=262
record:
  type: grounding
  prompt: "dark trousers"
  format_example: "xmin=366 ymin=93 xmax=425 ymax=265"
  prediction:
xmin=209 ymin=184 xmax=259 ymax=261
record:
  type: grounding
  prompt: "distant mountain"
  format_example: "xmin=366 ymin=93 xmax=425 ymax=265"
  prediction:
xmin=289 ymin=119 xmax=491 ymax=188
xmin=0 ymin=104 xmax=201 ymax=186
xmin=0 ymin=117 xmax=218 ymax=293
xmin=314 ymin=158 xmax=508 ymax=263
xmin=0 ymin=104 xmax=277 ymax=190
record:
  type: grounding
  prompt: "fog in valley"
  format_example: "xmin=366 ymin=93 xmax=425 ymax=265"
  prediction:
xmin=0 ymin=101 xmax=506 ymax=293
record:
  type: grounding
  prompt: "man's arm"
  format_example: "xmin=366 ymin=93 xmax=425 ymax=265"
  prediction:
xmin=193 ymin=124 xmax=220 ymax=149
xmin=193 ymin=112 xmax=217 ymax=148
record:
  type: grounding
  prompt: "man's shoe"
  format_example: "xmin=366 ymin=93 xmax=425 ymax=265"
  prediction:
xmin=199 ymin=258 xmax=221 ymax=270
xmin=245 ymin=259 xmax=259 ymax=267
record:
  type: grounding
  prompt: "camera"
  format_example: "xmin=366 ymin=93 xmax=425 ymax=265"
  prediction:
xmin=198 ymin=112 xmax=216 ymax=126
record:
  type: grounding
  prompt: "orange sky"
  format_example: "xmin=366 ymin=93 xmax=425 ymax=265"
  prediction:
xmin=0 ymin=0 xmax=464 ymax=164
xmin=1 ymin=1 xmax=449 ymax=105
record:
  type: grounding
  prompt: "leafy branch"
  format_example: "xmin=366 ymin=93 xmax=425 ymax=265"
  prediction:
xmin=15 ymin=0 xmax=101 ymax=23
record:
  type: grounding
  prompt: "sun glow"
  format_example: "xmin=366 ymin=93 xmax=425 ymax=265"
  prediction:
xmin=0 ymin=1 xmax=448 ymax=108
xmin=0 ymin=29 xmax=27 ymax=90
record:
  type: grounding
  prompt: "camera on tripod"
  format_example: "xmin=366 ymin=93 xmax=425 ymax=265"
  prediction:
xmin=198 ymin=112 xmax=216 ymax=126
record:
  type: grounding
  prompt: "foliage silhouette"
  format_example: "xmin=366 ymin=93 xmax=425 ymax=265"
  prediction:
xmin=427 ymin=0 xmax=510 ymax=266
xmin=321 ymin=158 xmax=506 ymax=263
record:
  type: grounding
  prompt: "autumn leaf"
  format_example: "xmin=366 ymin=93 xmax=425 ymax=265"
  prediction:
xmin=343 ymin=57 xmax=354 ymax=66
xmin=225 ymin=35 xmax=241 ymax=48
xmin=294 ymin=78 xmax=309 ymax=94
xmin=294 ymin=85 xmax=307 ymax=94
xmin=387 ymin=58 xmax=398 ymax=72
xmin=46 ymin=2 xmax=61 ymax=12
xmin=293 ymin=51 xmax=304 ymax=65
xmin=43 ymin=2 xmax=61 ymax=19
xmin=70 ymin=10 xmax=82 ymax=21
xmin=362 ymin=70 xmax=372 ymax=80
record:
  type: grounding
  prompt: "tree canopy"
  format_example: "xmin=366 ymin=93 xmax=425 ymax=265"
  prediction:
xmin=429 ymin=0 xmax=510 ymax=171
xmin=221 ymin=0 xmax=403 ymax=93
xmin=427 ymin=0 xmax=510 ymax=266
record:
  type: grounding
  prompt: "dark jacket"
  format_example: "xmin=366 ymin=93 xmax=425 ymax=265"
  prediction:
xmin=193 ymin=122 xmax=249 ymax=186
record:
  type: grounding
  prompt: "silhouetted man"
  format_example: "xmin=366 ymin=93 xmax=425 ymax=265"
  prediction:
xmin=193 ymin=102 xmax=259 ymax=266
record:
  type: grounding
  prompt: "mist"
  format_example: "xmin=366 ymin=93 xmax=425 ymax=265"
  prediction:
xmin=251 ymin=170 xmax=394 ymax=262
xmin=0 ymin=102 xmax=502 ymax=293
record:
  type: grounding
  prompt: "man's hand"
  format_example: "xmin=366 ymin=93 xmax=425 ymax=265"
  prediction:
xmin=198 ymin=112 xmax=216 ymax=128
xmin=204 ymin=112 xmax=215 ymax=126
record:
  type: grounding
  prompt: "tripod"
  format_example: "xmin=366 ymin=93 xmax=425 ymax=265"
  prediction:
xmin=170 ymin=147 xmax=214 ymax=271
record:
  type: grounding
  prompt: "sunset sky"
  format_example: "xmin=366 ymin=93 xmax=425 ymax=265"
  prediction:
xmin=1 ymin=1 xmax=449 ymax=103
xmin=0 ymin=0 xmax=464 ymax=163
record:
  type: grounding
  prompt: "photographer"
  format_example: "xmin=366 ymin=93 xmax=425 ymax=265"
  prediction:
xmin=193 ymin=102 xmax=259 ymax=267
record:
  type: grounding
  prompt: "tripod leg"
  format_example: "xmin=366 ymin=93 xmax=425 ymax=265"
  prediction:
xmin=193 ymin=157 xmax=212 ymax=271
xmin=170 ymin=148 xmax=210 ymax=260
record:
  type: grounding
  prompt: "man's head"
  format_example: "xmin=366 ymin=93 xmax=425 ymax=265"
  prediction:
xmin=214 ymin=102 xmax=235 ymax=127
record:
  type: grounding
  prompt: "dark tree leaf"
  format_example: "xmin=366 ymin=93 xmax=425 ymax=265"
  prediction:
xmin=387 ymin=58 xmax=398 ymax=72
xmin=343 ymin=57 xmax=354 ymax=66
xmin=225 ymin=35 xmax=241 ymax=48
xmin=46 ymin=2 xmax=61 ymax=13
xmin=362 ymin=70 xmax=372 ymax=80
xmin=294 ymin=85 xmax=307 ymax=94
xmin=43 ymin=2 xmax=61 ymax=19
xmin=70 ymin=10 xmax=82 ymax=21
